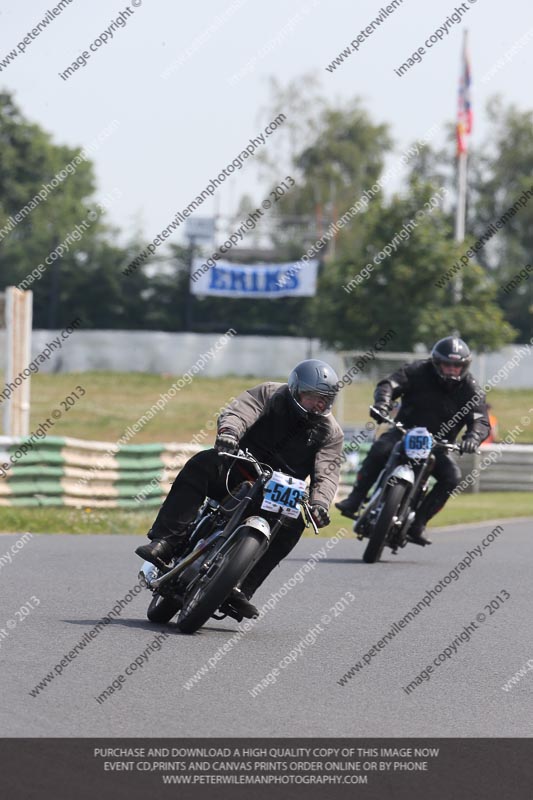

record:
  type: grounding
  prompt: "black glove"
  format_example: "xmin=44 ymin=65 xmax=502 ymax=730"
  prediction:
xmin=461 ymin=436 xmax=478 ymax=454
xmin=310 ymin=505 xmax=330 ymax=529
xmin=369 ymin=403 xmax=390 ymax=424
xmin=214 ymin=430 xmax=239 ymax=455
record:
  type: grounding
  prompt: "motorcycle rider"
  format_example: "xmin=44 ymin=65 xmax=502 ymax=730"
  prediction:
xmin=136 ymin=359 xmax=344 ymax=618
xmin=336 ymin=336 xmax=490 ymax=545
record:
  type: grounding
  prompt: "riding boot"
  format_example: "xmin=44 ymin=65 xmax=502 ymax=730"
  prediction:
xmin=135 ymin=521 xmax=190 ymax=566
xmin=135 ymin=538 xmax=176 ymax=567
xmin=406 ymin=519 xmax=432 ymax=546
xmin=408 ymin=480 xmax=455 ymax=546
xmin=220 ymin=588 xmax=259 ymax=620
xmin=335 ymin=487 xmax=366 ymax=518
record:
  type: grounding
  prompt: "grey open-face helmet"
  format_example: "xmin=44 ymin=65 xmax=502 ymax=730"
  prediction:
xmin=287 ymin=359 xmax=340 ymax=418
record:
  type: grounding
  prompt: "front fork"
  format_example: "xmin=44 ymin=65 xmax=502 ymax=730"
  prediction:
xmin=354 ymin=444 xmax=402 ymax=537
xmin=355 ymin=451 xmax=435 ymax=543
xmin=393 ymin=454 xmax=435 ymax=539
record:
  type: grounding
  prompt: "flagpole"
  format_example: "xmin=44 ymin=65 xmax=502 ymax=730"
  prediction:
xmin=453 ymin=29 xmax=471 ymax=304
xmin=453 ymin=149 xmax=467 ymax=302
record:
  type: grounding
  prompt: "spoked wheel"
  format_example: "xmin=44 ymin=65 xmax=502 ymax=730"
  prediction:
xmin=146 ymin=593 xmax=182 ymax=623
xmin=177 ymin=529 xmax=266 ymax=634
xmin=363 ymin=483 xmax=407 ymax=564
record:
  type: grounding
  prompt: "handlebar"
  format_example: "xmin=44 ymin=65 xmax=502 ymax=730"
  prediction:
xmin=369 ymin=406 xmax=407 ymax=434
xmin=301 ymin=500 xmax=320 ymax=535
xmin=218 ymin=448 xmax=267 ymax=478
xmin=435 ymin=441 xmax=463 ymax=453
xmin=219 ymin=449 xmax=320 ymax=534
xmin=368 ymin=407 xmax=474 ymax=454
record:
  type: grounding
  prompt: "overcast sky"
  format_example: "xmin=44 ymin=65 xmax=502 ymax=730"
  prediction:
xmin=1 ymin=0 xmax=532 ymax=248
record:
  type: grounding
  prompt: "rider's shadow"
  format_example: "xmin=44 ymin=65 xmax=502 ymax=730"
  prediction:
xmin=62 ymin=617 xmax=170 ymax=632
xmin=285 ymin=556 xmax=420 ymax=565
xmin=62 ymin=617 xmax=240 ymax=634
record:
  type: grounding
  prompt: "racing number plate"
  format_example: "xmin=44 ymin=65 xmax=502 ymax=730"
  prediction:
xmin=261 ymin=471 xmax=307 ymax=519
xmin=404 ymin=427 xmax=433 ymax=460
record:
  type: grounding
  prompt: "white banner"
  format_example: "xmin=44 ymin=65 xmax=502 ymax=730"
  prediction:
xmin=190 ymin=259 xmax=318 ymax=298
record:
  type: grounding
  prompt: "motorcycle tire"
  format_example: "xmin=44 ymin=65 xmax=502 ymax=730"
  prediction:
xmin=363 ymin=482 xmax=407 ymax=564
xmin=146 ymin=593 xmax=182 ymax=623
xmin=176 ymin=527 xmax=266 ymax=634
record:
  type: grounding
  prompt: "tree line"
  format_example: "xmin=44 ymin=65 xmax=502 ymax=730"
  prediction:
xmin=0 ymin=83 xmax=531 ymax=351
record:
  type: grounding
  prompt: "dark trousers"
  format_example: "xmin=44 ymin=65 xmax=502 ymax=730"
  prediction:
xmin=354 ymin=429 xmax=461 ymax=524
xmin=149 ymin=449 xmax=306 ymax=598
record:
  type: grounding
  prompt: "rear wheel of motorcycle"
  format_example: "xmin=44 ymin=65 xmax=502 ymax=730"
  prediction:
xmin=363 ymin=482 xmax=407 ymax=564
xmin=176 ymin=529 xmax=266 ymax=634
xmin=146 ymin=593 xmax=182 ymax=623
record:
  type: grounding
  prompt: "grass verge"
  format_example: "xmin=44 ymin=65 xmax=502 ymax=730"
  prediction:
xmin=0 ymin=493 xmax=531 ymax=536
xmin=4 ymin=372 xmax=532 ymax=445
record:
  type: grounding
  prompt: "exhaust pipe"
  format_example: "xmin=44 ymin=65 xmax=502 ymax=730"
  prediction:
xmin=138 ymin=561 xmax=158 ymax=588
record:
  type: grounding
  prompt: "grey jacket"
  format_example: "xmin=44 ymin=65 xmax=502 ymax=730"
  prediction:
xmin=218 ymin=382 xmax=344 ymax=508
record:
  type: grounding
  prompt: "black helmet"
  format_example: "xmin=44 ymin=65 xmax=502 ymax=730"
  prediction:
xmin=431 ymin=336 xmax=472 ymax=383
xmin=287 ymin=359 xmax=340 ymax=418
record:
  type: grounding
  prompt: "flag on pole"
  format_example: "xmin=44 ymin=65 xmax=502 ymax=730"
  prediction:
xmin=456 ymin=31 xmax=472 ymax=155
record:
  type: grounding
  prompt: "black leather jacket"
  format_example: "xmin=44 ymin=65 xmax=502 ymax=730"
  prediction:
xmin=375 ymin=359 xmax=490 ymax=444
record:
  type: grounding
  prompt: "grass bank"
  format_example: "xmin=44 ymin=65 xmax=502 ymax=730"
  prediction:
xmin=0 ymin=493 xmax=530 ymax=536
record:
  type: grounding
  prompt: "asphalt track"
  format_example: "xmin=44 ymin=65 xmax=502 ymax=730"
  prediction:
xmin=1 ymin=517 xmax=532 ymax=737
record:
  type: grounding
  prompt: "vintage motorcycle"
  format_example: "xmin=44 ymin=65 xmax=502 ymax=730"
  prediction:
xmin=139 ymin=449 xmax=318 ymax=633
xmin=354 ymin=407 xmax=464 ymax=563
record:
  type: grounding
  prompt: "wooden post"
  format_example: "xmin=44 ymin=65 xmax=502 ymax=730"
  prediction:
xmin=3 ymin=287 xmax=33 ymax=436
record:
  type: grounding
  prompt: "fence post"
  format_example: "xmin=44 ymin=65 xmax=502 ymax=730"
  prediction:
xmin=3 ymin=287 xmax=33 ymax=436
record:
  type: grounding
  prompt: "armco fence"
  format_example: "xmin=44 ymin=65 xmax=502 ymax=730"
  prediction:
xmin=0 ymin=436 xmax=202 ymax=508
xmin=0 ymin=437 xmax=532 ymax=508
xmin=338 ymin=442 xmax=533 ymax=496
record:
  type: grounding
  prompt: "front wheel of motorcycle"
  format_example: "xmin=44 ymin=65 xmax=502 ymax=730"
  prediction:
xmin=176 ymin=528 xmax=266 ymax=634
xmin=363 ymin=482 xmax=407 ymax=564
xmin=146 ymin=593 xmax=182 ymax=623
